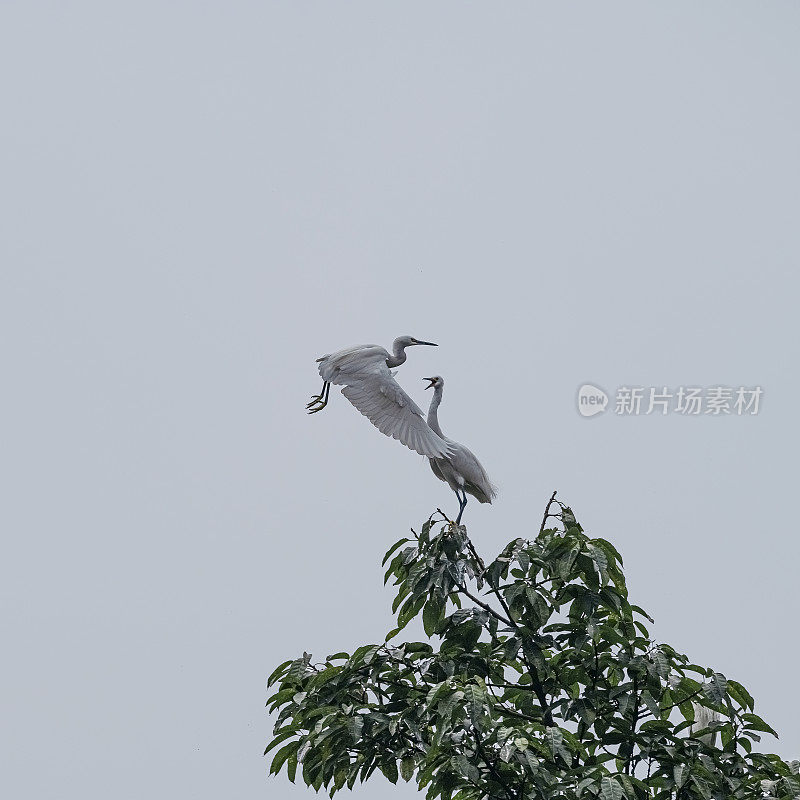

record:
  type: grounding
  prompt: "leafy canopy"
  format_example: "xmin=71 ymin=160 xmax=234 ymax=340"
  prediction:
xmin=266 ymin=494 xmax=799 ymax=799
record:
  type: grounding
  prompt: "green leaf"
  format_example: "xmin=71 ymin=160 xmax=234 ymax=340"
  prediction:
xmin=499 ymin=737 xmax=516 ymax=762
xmin=503 ymin=635 xmax=520 ymax=660
xmin=267 ymin=659 xmax=293 ymax=687
xmin=285 ymin=658 xmax=309 ymax=684
xmin=586 ymin=542 xmax=609 ymax=583
xmin=631 ymin=604 xmax=654 ymax=623
xmin=347 ymin=715 xmax=363 ymax=742
xmin=420 ymin=518 xmax=433 ymax=544
xmin=423 ymin=594 xmax=444 ymax=636
xmin=379 ymin=758 xmax=398 ymax=784
xmin=703 ymin=672 xmax=728 ymax=705
xmin=545 ymin=727 xmax=563 ymax=759
xmin=396 ymin=596 xmax=425 ymax=630
xmin=678 ymin=700 xmax=696 ymax=723
xmin=452 ymin=754 xmax=480 ymax=781
xmin=465 ymin=683 xmax=487 ymax=727
xmin=742 ymin=712 xmax=779 ymax=738
xmin=399 ymin=757 xmax=415 ymax=782
xmin=325 ymin=651 xmax=349 ymax=662
xmin=521 ymin=750 xmax=539 ymax=774
xmin=727 ymin=679 xmax=754 ymax=711
xmin=651 ymin=648 xmax=670 ymax=679
xmin=266 ymin=687 xmax=295 ymax=711
xmin=600 ymin=775 xmax=624 ymax=800
xmin=784 ymin=775 xmax=800 ymax=796
xmin=384 ymin=626 xmax=402 ymax=642
xmin=641 ymin=690 xmax=660 ymax=719
xmin=362 ymin=645 xmax=380 ymax=664
xmin=691 ymin=775 xmax=712 ymax=800
xmin=264 ymin=728 xmax=296 ymax=755
xmin=382 ymin=537 xmax=411 ymax=566
xmin=438 ymin=689 xmax=463 ymax=721
xmin=270 ymin=740 xmax=300 ymax=775
xmin=618 ymin=774 xmax=636 ymax=799
xmin=593 ymin=537 xmax=624 ymax=566
xmin=391 ymin=585 xmax=410 ymax=613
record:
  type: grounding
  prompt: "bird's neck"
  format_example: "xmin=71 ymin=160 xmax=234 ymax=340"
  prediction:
xmin=427 ymin=387 xmax=445 ymax=438
xmin=385 ymin=339 xmax=408 ymax=368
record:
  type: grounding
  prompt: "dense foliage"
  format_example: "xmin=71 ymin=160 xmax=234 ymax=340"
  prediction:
xmin=266 ymin=494 xmax=799 ymax=799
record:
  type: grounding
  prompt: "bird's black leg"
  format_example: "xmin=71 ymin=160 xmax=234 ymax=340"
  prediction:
xmin=455 ymin=489 xmax=468 ymax=525
xmin=307 ymin=381 xmax=330 ymax=414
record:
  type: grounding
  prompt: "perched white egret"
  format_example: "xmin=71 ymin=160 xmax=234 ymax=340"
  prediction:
xmin=424 ymin=376 xmax=496 ymax=524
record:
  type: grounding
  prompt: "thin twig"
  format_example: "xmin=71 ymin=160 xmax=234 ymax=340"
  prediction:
xmin=455 ymin=587 xmax=513 ymax=628
xmin=474 ymin=728 xmax=515 ymax=800
xmin=435 ymin=508 xmax=454 ymax=525
xmin=539 ymin=490 xmax=558 ymax=535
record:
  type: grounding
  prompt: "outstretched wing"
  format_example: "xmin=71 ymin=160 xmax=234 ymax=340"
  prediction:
xmin=342 ymin=373 xmax=452 ymax=458
xmin=316 ymin=344 xmax=451 ymax=458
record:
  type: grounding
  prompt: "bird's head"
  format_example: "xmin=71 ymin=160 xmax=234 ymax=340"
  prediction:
xmin=424 ymin=376 xmax=444 ymax=390
xmin=397 ymin=335 xmax=438 ymax=348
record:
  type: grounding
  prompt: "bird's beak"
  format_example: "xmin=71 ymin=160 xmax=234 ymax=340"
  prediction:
xmin=423 ymin=377 xmax=437 ymax=389
xmin=411 ymin=339 xmax=437 ymax=346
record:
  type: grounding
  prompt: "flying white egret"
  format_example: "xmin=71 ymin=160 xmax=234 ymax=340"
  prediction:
xmin=307 ymin=336 xmax=451 ymax=459
xmin=424 ymin=376 xmax=496 ymax=524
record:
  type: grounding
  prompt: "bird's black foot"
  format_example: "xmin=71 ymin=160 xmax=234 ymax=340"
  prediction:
xmin=306 ymin=396 xmax=328 ymax=414
xmin=306 ymin=381 xmax=330 ymax=414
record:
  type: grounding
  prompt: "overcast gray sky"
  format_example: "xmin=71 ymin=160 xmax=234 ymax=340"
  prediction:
xmin=1 ymin=2 xmax=798 ymax=798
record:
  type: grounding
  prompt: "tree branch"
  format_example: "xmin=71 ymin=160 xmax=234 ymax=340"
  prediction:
xmin=539 ymin=490 xmax=559 ymax=535
xmin=474 ymin=727 xmax=516 ymax=800
xmin=454 ymin=587 xmax=513 ymax=628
